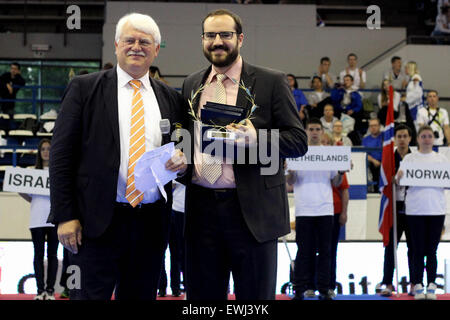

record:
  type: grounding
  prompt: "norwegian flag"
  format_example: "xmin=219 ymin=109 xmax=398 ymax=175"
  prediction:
xmin=378 ymin=85 xmax=395 ymax=247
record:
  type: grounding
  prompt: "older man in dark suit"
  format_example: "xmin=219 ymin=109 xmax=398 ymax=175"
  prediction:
xmin=181 ymin=9 xmax=308 ymax=300
xmin=48 ymin=12 xmax=187 ymax=300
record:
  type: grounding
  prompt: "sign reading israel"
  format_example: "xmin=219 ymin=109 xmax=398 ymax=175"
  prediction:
xmin=286 ymin=146 xmax=351 ymax=171
xmin=399 ymin=162 xmax=450 ymax=188
xmin=3 ymin=167 xmax=50 ymax=196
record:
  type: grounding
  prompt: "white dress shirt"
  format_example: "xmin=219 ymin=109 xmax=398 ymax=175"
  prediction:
xmin=115 ymin=65 xmax=162 ymax=203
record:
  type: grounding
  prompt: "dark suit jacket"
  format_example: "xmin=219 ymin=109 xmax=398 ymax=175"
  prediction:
xmin=48 ymin=67 xmax=187 ymax=239
xmin=181 ymin=61 xmax=308 ymax=243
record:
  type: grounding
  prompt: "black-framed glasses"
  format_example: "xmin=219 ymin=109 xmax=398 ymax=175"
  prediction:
xmin=202 ymin=31 xmax=237 ymax=41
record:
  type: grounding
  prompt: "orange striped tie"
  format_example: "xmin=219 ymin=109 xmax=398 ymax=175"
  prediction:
xmin=126 ymin=80 xmax=145 ymax=207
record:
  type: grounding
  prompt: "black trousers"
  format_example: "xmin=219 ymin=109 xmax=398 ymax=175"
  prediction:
xmin=30 ymin=227 xmax=59 ymax=294
xmin=159 ymin=209 xmax=185 ymax=292
xmin=69 ymin=201 xmax=170 ymax=300
xmin=59 ymin=248 xmax=71 ymax=290
xmin=294 ymin=216 xmax=333 ymax=295
xmin=406 ymin=215 xmax=445 ymax=285
xmin=185 ymin=185 xmax=277 ymax=300
xmin=330 ymin=214 xmax=342 ymax=290
xmin=382 ymin=206 xmax=412 ymax=285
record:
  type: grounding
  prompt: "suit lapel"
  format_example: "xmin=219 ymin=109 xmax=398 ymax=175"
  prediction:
xmin=236 ymin=61 xmax=256 ymax=112
xmin=191 ymin=67 xmax=212 ymax=115
xmin=150 ymin=77 xmax=171 ymax=145
xmin=103 ymin=68 xmax=120 ymax=152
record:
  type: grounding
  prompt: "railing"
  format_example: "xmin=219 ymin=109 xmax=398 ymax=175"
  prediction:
xmin=0 ymin=85 xmax=64 ymax=116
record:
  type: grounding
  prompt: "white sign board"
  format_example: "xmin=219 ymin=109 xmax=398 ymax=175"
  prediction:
xmin=2 ymin=167 xmax=50 ymax=195
xmin=286 ymin=146 xmax=351 ymax=171
xmin=399 ymin=162 xmax=450 ymax=188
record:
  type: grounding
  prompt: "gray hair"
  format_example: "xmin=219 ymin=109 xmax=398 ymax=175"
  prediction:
xmin=115 ymin=13 xmax=161 ymax=45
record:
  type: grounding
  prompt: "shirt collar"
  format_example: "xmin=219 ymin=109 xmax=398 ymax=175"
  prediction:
xmin=207 ymin=56 xmax=243 ymax=85
xmin=116 ymin=64 xmax=150 ymax=91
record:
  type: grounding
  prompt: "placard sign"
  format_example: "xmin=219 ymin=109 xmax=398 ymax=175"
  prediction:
xmin=286 ymin=146 xmax=351 ymax=171
xmin=399 ymin=162 xmax=450 ymax=188
xmin=3 ymin=167 xmax=50 ymax=195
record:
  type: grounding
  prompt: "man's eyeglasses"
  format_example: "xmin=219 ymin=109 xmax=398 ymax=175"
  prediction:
xmin=121 ymin=37 xmax=153 ymax=47
xmin=202 ymin=31 xmax=237 ymax=41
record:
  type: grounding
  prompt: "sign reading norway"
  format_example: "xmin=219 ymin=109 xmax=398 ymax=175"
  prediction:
xmin=286 ymin=146 xmax=351 ymax=171
xmin=3 ymin=167 xmax=50 ymax=196
xmin=399 ymin=162 xmax=450 ymax=188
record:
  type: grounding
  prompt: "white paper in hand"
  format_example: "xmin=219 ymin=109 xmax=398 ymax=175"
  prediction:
xmin=134 ymin=143 xmax=178 ymax=201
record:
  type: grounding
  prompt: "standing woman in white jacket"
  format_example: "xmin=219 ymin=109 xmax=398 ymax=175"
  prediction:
xmin=19 ymin=138 xmax=58 ymax=300
xmin=396 ymin=125 xmax=448 ymax=300
xmin=405 ymin=61 xmax=424 ymax=122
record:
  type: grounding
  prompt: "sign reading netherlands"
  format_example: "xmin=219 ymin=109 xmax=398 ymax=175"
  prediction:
xmin=399 ymin=162 xmax=450 ymax=188
xmin=286 ymin=146 xmax=351 ymax=171
xmin=3 ymin=167 xmax=50 ymax=196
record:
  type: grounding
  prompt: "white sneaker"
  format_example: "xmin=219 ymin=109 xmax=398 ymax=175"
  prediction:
xmin=327 ymin=289 xmax=337 ymax=299
xmin=34 ymin=292 xmax=46 ymax=300
xmin=426 ymin=283 xmax=437 ymax=300
xmin=414 ymin=284 xmax=426 ymax=300
xmin=45 ymin=291 xmax=56 ymax=300
xmin=380 ymin=284 xmax=394 ymax=297
xmin=304 ymin=289 xmax=316 ymax=298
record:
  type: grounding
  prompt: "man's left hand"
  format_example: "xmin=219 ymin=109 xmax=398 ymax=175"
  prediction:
xmin=165 ymin=149 xmax=187 ymax=174
xmin=225 ymin=119 xmax=257 ymax=147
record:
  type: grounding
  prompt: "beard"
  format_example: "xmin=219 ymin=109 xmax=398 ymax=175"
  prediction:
xmin=203 ymin=43 xmax=239 ymax=68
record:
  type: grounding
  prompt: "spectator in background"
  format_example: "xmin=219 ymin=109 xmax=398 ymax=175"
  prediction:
xmin=383 ymin=56 xmax=409 ymax=90
xmin=0 ymin=62 xmax=26 ymax=126
xmin=287 ymin=73 xmax=308 ymax=125
xmin=18 ymin=139 xmax=58 ymax=300
xmin=102 ymin=62 xmax=114 ymax=70
xmin=339 ymin=53 xmax=366 ymax=90
xmin=405 ymin=61 xmax=424 ymax=121
xmin=437 ymin=0 xmax=450 ymax=15
xmin=378 ymin=79 xmax=401 ymax=115
xmin=331 ymin=74 xmax=363 ymax=134
xmin=306 ymin=76 xmax=330 ymax=119
xmin=416 ymin=90 xmax=450 ymax=147
xmin=331 ymin=120 xmax=352 ymax=146
xmin=312 ymin=57 xmax=336 ymax=90
xmin=321 ymin=131 xmax=333 ymax=146
xmin=431 ymin=3 xmax=450 ymax=41
xmin=396 ymin=125 xmax=449 ymax=300
xmin=362 ymin=118 xmax=383 ymax=192
xmin=158 ymin=181 xmax=186 ymax=298
xmin=378 ymin=124 xmax=413 ymax=297
xmin=150 ymin=66 xmax=169 ymax=85
xmin=320 ymin=104 xmax=338 ymax=135
xmin=378 ymin=80 xmax=417 ymax=144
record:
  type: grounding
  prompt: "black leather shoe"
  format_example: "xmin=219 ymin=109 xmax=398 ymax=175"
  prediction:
xmin=158 ymin=289 xmax=166 ymax=297
xmin=318 ymin=291 xmax=333 ymax=300
xmin=172 ymin=289 xmax=181 ymax=297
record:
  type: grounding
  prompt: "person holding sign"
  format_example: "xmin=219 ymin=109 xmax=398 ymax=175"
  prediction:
xmin=378 ymin=124 xmax=413 ymax=297
xmin=18 ymin=139 xmax=58 ymax=300
xmin=287 ymin=118 xmax=343 ymax=300
xmin=396 ymin=125 xmax=449 ymax=300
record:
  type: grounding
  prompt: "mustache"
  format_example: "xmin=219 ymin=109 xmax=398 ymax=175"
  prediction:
xmin=127 ymin=50 xmax=146 ymax=57
xmin=209 ymin=45 xmax=228 ymax=51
